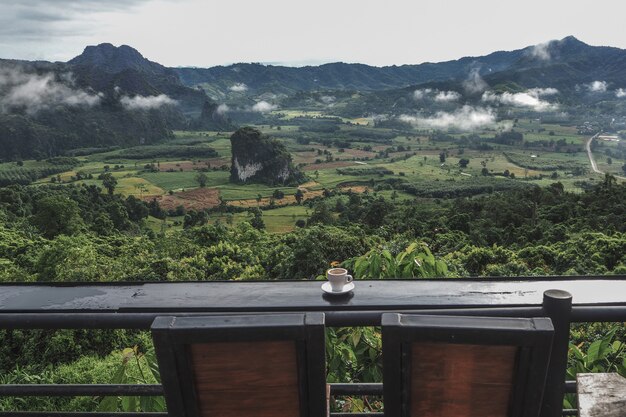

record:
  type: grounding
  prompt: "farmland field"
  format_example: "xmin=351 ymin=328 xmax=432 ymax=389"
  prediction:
xmin=8 ymin=116 xmax=622 ymax=233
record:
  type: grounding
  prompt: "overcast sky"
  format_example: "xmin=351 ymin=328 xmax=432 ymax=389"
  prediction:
xmin=1 ymin=0 xmax=625 ymax=67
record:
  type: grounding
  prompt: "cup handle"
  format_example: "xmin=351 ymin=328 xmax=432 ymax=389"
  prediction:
xmin=346 ymin=275 xmax=353 ymax=283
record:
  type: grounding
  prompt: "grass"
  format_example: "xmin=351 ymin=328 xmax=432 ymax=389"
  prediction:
xmin=210 ymin=205 xmax=311 ymax=233
xmin=271 ymin=110 xmax=324 ymax=119
xmin=116 ymin=177 xmax=164 ymax=196
xmin=139 ymin=171 xmax=230 ymax=192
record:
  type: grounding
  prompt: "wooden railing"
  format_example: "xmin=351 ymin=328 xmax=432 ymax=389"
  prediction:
xmin=0 ymin=277 xmax=625 ymax=416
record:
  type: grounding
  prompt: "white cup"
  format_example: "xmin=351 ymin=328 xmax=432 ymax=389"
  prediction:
xmin=327 ymin=268 xmax=353 ymax=292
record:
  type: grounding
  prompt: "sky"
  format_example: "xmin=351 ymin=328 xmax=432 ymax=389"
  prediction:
xmin=1 ymin=0 xmax=625 ymax=68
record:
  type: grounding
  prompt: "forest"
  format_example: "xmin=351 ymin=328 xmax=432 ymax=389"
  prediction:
xmin=1 ymin=174 xmax=625 ymax=412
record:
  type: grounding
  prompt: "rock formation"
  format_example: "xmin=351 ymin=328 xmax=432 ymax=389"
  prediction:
xmin=229 ymin=127 xmax=303 ymax=185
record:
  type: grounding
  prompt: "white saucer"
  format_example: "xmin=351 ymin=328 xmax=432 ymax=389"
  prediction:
xmin=322 ymin=281 xmax=355 ymax=295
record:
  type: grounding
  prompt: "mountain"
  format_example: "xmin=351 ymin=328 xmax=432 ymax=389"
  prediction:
xmin=311 ymin=37 xmax=626 ymax=117
xmin=229 ymin=127 xmax=303 ymax=185
xmin=69 ymin=43 xmax=169 ymax=75
xmin=68 ymin=43 xmax=230 ymax=121
xmin=3 ymin=36 xmax=626 ymax=160
xmin=174 ymin=36 xmax=626 ymax=106
xmin=485 ymin=37 xmax=626 ymax=91
xmin=174 ymin=49 xmax=527 ymax=97
xmin=0 ymin=44 xmax=231 ymax=160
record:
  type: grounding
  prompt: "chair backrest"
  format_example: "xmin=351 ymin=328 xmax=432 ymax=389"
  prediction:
xmin=152 ymin=313 xmax=326 ymax=417
xmin=382 ymin=314 xmax=554 ymax=417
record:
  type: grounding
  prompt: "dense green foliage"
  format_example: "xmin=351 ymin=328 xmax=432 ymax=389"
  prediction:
xmin=1 ymin=174 xmax=625 ymax=413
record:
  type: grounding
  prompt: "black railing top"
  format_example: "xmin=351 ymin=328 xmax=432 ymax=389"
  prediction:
xmin=1 ymin=276 xmax=625 ymax=314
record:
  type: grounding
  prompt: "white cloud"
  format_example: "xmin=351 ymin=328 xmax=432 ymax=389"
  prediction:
xmin=251 ymin=100 xmax=277 ymax=112
xmin=463 ymin=68 xmax=488 ymax=94
xmin=413 ymin=88 xmax=432 ymax=100
xmin=216 ymin=103 xmax=230 ymax=114
xmin=528 ymin=41 xmax=552 ymax=61
xmin=0 ymin=66 xmax=101 ymax=115
xmin=616 ymin=88 xmax=626 ymax=98
xmin=434 ymin=90 xmax=461 ymax=102
xmin=413 ymin=89 xmax=460 ymax=102
xmin=229 ymin=83 xmax=248 ymax=92
xmin=482 ymin=89 xmax=558 ymax=111
xmin=399 ymin=105 xmax=497 ymax=131
xmin=528 ymin=87 xmax=559 ymax=97
xmin=119 ymin=93 xmax=177 ymax=110
xmin=586 ymin=81 xmax=608 ymax=92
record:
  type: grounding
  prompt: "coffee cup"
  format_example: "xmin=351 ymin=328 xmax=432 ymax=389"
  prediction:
xmin=327 ymin=268 xmax=353 ymax=292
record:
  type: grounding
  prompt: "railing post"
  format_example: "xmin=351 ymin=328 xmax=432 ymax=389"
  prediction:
xmin=541 ymin=289 xmax=573 ymax=417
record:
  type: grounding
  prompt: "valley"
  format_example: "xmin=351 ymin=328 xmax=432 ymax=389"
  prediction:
xmin=2 ymin=111 xmax=619 ymax=233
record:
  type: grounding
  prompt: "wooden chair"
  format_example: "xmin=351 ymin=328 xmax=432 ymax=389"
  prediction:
xmin=152 ymin=313 xmax=327 ymax=417
xmin=382 ymin=313 xmax=554 ymax=417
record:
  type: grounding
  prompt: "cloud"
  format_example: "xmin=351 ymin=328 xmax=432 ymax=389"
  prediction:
xmin=251 ymin=100 xmax=277 ymax=112
xmin=528 ymin=42 xmax=552 ymax=61
xmin=119 ymin=93 xmax=177 ymax=110
xmin=463 ymin=67 xmax=488 ymax=94
xmin=413 ymin=88 xmax=432 ymax=100
xmin=320 ymin=95 xmax=335 ymax=104
xmin=398 ymin=106 xmax=497 ymax=130
xmin=229 ymin=83 xmax=248 ymax=92
xmin=616 ymin=89 xmax=626 ymax=98
xmin=481 ymin=89 xmax=558 ymax=111
xmin=413 ymin=89 xmax=460 ymax=102
xmin=586 ymin=81 xmax=608 ymax=92
xmin=216 ymin=103 xmax=230 ymax=114
xmin=0 ymin=1 xmax=151 ymax=42
xmin=0 ymin=66 xmax=102 ymax=114
xmin=434 ymin=91 xmax=461 ymax=102
xmin=528 ymin=87 xmax=559 ymax=97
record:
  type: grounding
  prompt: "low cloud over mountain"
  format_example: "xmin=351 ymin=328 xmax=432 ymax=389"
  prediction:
xmin=0 ymin=66 xmax=101 ymax=115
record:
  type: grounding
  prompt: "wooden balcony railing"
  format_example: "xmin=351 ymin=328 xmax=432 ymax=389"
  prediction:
xmin=0 ymin=276 xmax=625 ymax=416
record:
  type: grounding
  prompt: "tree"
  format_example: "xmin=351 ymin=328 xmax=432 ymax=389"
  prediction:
xmin=31 ymin=196 xmax=84 ymax=238
xmin=195 ymin=172 xmax=208 ymax=188
xmin=622 ymin=163 xmax=626 ymax=175
xmin=272 ymin=189 xmax=285 ymax=199
xmin=307 ymin=202 xmax=334 ymax=226
xmin=439 ymin=152 xmax=446 ymax=163
xmin=458 ymin=158 xmax=469 ymax=168
xmin=295 ymin=189 xmax=304 ymax=204
xmin=100 ymin=173 xmax=117 ymax=195
xmin=184 ymin=210 xmax=209 ymax=228
xmin=249 ymin=208 xmax=265 ymax=230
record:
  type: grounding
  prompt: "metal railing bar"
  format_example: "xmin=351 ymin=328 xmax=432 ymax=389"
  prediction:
xmin=0 ymin=380 xmax=576 ymax=398
xmin=0 ymin=384 xmax=163 ymax=397
xmin=570 ymin=306 xmax=626 ymax=322
xmin=0 ymin=413 xmax=167 ymax=417
xmin=0 ymin=305 xmax=624 ymax=330
xmin=329 ymin=383 xmax=383 ymax=396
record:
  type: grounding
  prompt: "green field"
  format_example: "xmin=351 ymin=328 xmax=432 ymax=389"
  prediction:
xmin=8 ymin=115 xmax=624 ymax=233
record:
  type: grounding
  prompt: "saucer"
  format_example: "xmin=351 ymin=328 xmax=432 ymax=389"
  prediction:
xmin=322 ymin=281 xmax=355 ymax=295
